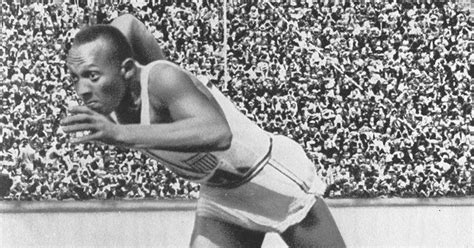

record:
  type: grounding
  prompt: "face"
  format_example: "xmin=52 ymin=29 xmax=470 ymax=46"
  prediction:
xmin=67 ymin=39 xmax=127 ymax=115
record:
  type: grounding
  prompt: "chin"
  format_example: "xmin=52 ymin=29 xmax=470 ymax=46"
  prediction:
xmin=101 ymin=105 xmax=121 ymax=116
xmin=99 ymin=109 xmax=114 ymax=116
xmin=90 ymin=106 xmax=109 ymax=115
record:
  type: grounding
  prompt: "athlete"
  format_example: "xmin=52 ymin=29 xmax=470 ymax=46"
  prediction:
xmin=61 ymin=14 xmax=345 ymax=248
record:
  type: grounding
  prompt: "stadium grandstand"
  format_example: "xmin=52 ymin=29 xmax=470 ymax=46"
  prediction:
xmin=0 ymin=0 xmax=473 ymax=202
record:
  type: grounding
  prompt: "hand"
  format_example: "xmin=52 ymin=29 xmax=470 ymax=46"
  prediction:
xmin=61 ymin=106 xmax=120 ymax=145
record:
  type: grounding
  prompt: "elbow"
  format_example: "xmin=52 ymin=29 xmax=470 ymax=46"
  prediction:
xmin=110 ymin=14 xmax=138 ymax=38
xmin=111 ymin=14 xmax=137 ymax=27
xmin=212 ymin=125 xmax=232 ymax=151
xmin=218 ymin=130 xmax=233 ymax=151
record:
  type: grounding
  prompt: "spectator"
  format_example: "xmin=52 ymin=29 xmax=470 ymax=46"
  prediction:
xmin=0 ymin=0 xmax=472 ymax=201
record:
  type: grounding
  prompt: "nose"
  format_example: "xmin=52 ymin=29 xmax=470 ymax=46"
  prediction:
xmin=75 ymin=79 xmax=93 ymax=101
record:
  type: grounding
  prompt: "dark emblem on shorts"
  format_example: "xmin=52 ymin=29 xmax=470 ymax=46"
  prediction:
xmin=182 ymin=153 xmax=219 ymax=173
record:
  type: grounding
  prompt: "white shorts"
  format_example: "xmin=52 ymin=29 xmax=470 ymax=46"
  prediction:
xmin=197 ymin=135 xmax=327 ymax=233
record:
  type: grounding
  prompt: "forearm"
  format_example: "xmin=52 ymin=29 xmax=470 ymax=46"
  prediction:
xmin=114 ymin=119 xmax=232 ymax=152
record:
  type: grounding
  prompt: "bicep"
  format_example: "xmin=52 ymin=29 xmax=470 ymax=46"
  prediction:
xmin=170 ymin=90 xmax=222 ymax=123
xmin=149 ymin=65 xmax=226 ymax=123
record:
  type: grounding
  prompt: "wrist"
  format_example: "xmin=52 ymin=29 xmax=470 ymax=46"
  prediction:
xmin=112 ymin=124 xmax=126 ymax=145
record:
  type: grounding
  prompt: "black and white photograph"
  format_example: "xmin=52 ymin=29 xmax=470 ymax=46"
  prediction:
xmin=0 ymin=0 xmax=473 ymax=247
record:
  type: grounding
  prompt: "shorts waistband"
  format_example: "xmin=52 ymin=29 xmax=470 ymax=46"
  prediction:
xmin=267 ymin=159 xmax=313 ymax=194
xmin=204 ymin=136 xmax=273 ymax=189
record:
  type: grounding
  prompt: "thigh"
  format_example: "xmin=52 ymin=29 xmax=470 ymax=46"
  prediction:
xmin=280 ymin=198 xmax=345 ymax=248
xmin=190 ymin=214 xmax=266 ymax=248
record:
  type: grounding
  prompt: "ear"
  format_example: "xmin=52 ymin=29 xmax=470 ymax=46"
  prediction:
xmin=120 ymin=58 xmax=136 ymax=81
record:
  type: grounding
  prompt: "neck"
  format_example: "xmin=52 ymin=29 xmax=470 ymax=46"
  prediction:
xmin=116 ymin=62 xmax=144 ymax=117
xmin=129 ymin=62 xmax=143 ymax=97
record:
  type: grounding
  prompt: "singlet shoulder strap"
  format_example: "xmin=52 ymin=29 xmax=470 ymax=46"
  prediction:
xmin=140 ymin=61 xmax=161 ymax=125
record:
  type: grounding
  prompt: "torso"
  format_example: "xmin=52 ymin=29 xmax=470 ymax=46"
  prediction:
xmin=113 ymin=61 xmax=272 ymax=186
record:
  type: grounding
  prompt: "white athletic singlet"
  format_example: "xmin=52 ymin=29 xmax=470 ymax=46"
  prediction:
xmin=112 ymin=61 xmax=272 ymax=187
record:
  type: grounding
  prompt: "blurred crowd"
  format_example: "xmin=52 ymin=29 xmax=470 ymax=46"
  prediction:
xmin=0 ymin=0 xmax=472 ymax=201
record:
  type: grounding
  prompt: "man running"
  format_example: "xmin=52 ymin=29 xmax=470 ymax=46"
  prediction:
xmin=61 ymin=14 xmax=345 ymax=248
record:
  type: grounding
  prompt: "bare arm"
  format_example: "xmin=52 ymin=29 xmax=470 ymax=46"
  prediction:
xmin=110 ymin=14 xmax=166 ymax=64
xmin=62 ymin=62 xmax=232 ymax=152
xmin=62 ymin=15 xmax=231 ymax=152
xmin=115 ymin=62 xmax=232 ymax=151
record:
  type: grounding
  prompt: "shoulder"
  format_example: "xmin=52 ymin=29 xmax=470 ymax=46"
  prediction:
xmin=146 ymin=61 xmax=195 ymax=99
xmin=147 ymin=61 xmax=184 ymax=80
xmin=147 ymin=61 xmax=190 ymax=88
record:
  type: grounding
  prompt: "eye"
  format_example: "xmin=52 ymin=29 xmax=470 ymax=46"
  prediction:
xmin=88 ymin=72 xmax=99 ymax=81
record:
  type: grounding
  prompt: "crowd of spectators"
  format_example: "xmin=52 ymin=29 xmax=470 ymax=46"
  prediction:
xmin=0 ymin=0 xmax=217 ymax=200
xmin=0 ymin=0 xmax=472 ymax=201
xmin=225 ymin=0 xmax=473 ymax=198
